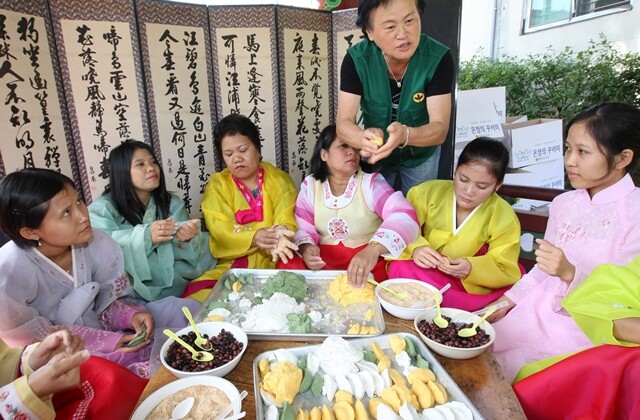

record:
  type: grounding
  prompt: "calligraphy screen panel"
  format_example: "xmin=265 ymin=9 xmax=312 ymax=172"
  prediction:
xmin=209 ymin=6 xmax=280 ymax=170
xmin=276 ymin=7 xmax=333 ymax=188
xmin=48 ymin=0 xmax=149 ymax=202
xmin=0 ymin=0 xmax=76 ymax=183
xmin=136 ymin=0 xmax=216 ymax=218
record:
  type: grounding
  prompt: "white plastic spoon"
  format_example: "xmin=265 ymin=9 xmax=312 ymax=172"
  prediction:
xmin=171 ymin=396 xmax=194 ymax=420
xmin=215 ymin=390 xmax=248 ymax=420
xmin=471 ymin=300 xmax=509 ymax=316
xmin=411 ymin=283 xmax=451 ymax=309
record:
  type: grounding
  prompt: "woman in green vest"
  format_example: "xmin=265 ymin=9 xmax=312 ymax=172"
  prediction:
xmin=336 ymin=0 xmax=454 ymax=195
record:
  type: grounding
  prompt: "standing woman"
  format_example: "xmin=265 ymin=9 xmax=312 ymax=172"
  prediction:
xmin=388 ymin=138 xmax=523 ymax=311
xmin=336 ymin=0 xmax=454 ymax=194
xmin=489 ymin=102 xmax=640 ymax=383
xmin=282 ymin=124 xmax=419 ymax=287
xmin=182 ymin=114 xmax=298 ymax=302
xmin=0 ymin=168 xmax=157 ymax=377
xmin=89 ymin=140 xmax=215 ymax=302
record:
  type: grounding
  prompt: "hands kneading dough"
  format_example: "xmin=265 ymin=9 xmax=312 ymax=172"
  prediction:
xmin=371 ymin=137 xmax=384 ymax=147
xmin=270 ymin=226 xmax=299 ymax=264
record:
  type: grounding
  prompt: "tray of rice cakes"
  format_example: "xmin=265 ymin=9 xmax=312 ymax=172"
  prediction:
xmin=253 ymin=333 xmax=483 ymax=419
xmin=194 ymin=269 xmax=385 ymax=341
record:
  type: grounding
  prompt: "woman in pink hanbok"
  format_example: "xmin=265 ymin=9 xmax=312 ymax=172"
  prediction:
xmin=279 ymin=124 xmax=419 ymax=287
xmin=0 ymin=168 xmax=191 ymax=378
xmin=488 ymin=102 xmax=640 ymax=382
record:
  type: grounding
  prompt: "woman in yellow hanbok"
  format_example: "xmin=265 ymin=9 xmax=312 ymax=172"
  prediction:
xmin=182 ymin=114 xmax=298 ymax=302
xmin=388 ymin=138 xmax=523 ymax=311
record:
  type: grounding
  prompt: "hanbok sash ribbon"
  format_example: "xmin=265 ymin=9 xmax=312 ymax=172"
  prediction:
xmin=55 ymin=282 xmax=100 ymax=325
xmin=233 ymin=167 xmax=265 ymax=224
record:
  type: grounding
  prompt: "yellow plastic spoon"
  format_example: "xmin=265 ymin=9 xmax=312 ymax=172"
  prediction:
xmin=181 ymin=306 xmax=212 ymax=351
xmin=432 ymin=291 xmax=448 ymax=329
xmin=457 ymin=307 xmax=497 ymax=338
xmin=163 ymin=329 xmax=214 ymax=362
xmin=368 ymin=278 xmax=406 ymax=300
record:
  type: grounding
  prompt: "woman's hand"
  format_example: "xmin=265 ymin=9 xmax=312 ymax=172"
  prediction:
xmin=612 ymin=317 xmax=640 ymax=344
xmin=437 ymin=257 xmax=472 ymax=279
xmin=115 ymin=332 xmax=150 ymax=353
xmin=486 ymin=296 xmax=515 ymax=323
xmin=150 ymin=218 xmax=177 ymax=244
xmin=252 ymin=226 xmax=298 ymax=259
xmin=252 ymin=227 xmax=280 ymax=252
xmin=28 ymin=349 xmax=90 ymax=398
xmin=131 ymin=312 xmax=154 ymax=339
xmin=348 ymin=244 xmax=382 ymax=288
xmin=269 ymin=227 xmax=298 ymax=264
xmin=359 ymin=127 xmax=385 ymax=159
xmin=115 ymin=311 xmax=154 ymax=352
xmin=535 ymin=239 xmax=576 ymax=283
xmin=300 ymin=244 xmax=326 ymax=270
xmin=175 ymin=219 xmax=200 ymax=242
xmin=412 ymin=246 xmax=447 ymax=269
xmin=29 ymin=330 xmax=84 ymax=371
xmin=369 ymin=122 xmax=406 ymax=164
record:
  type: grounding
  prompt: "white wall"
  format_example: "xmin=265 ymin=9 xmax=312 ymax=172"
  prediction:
xmin=460 ymin=0 xmax=496 ymax=61
xmin=460 ymin=0 xmax=640 ymax=61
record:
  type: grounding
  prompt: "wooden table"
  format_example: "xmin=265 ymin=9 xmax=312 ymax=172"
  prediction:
xmin=136 ymin=313 xmax=525 ymax=419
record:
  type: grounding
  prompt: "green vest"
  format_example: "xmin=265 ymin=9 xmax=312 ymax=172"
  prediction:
xmin=349 ymin=34 xmax=449 ymax=170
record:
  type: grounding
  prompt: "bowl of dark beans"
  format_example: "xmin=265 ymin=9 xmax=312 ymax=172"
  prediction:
xmin=414 ymin=308 xmax=496 ymax=359
xmin=161 ymin=322 xmax=248 ymax=378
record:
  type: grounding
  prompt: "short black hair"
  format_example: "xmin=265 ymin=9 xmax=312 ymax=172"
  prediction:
xmin=566 ymin=102 xmax=640 ymax=174
xmin=214 ymin=114 xmax=262 ymax=156
xmin=104 ymin=140 xmax=171 ymax=226
xmin=356 ymin=0 xmax=426 ymax=40
xmin=0 ymin=168 xmax=76 ymax=248
xmin=457 ymin=137 xmax=510 ymax=184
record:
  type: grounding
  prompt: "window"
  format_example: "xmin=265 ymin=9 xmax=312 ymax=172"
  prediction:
xmin=525 ymin=0 xmax=632 ymax=32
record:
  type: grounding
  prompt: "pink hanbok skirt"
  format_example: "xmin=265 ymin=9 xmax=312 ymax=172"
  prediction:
xmin=387 ymin=245 xmax=521 ymax=311
xmin=387 ymin=260 xmax=511 ymax=311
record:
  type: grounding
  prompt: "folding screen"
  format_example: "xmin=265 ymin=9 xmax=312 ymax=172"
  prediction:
xmin=48 ymin=0 xmax=149 ymax=201
xmin=0 ymin=0 xmax=76 ymax=182
xmin=276 ymin=6 xmax=332 ymax=186
xmin=1 ymin=1 xmax=462 ymax=208
xmin=136 ymin=0 xmax=216 ymax=217
xmin=209 ymin=6 xmax=281 ymax=170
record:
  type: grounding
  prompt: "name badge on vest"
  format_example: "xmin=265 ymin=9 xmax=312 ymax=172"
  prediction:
xmin=328 ymin=217 xmax=349 ymax=240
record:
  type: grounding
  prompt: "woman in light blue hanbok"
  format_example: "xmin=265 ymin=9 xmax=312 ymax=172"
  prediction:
xmin=89 ymin=140 xmax=216 ymax=302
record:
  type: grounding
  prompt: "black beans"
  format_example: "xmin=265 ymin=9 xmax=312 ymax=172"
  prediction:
xmin=417 ymin=317 xmax=491 ymax=348
xmin=164 ymin=329 xmax=244 ymax=372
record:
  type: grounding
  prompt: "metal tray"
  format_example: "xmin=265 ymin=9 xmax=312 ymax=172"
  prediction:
xmin=252 ymin=333 xmax=484 ymax=419
xmin=194 ymin=269 xmax=385 ymax=341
